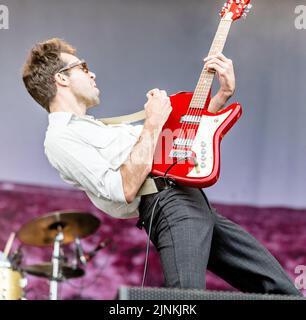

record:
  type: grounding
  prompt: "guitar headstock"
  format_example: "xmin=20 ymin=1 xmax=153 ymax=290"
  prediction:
xmin=220 ymin=0 xmax=252 ymax=21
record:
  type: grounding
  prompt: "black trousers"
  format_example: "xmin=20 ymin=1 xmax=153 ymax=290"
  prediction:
xmin=138 ymin=185 xmax=301 ymax=295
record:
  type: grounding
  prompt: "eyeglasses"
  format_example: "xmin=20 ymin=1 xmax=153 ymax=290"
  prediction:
xmin=58 ymin=59 xmax=89 ymax=74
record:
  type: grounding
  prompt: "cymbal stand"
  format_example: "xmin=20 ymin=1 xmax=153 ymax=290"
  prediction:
xmin=49 ymin=229 xmax=64 ymax=300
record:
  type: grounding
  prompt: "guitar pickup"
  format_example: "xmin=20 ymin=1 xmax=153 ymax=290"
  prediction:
xmin=180 ymin=115 xmax=202 ymax=124
xmin=173 ymin=138 xmax=194 ymax=148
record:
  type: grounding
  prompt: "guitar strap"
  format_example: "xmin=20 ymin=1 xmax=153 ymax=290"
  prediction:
xmin=99 ymin=110 xmax=159 ymax=196
xmin=99 ymin=110 xmax=145 ymax=125
xmin=136 ymin=178 xmax=159 ymax=196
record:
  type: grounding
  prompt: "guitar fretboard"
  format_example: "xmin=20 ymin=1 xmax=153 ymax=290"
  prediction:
xmin=190 ymin=19 xmax=232 ymax=110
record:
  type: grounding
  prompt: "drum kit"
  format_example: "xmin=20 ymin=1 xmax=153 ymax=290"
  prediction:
xmin=0 ymin=210 xmax=107 ymax=300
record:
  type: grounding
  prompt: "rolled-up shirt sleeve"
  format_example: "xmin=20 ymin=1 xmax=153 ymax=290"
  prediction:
xmin=44 ymin=133 xmax=127 ymax=204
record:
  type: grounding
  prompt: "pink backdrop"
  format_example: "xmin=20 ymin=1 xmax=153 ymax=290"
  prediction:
xmin=0 ymin=182 xmax=305 ymax=300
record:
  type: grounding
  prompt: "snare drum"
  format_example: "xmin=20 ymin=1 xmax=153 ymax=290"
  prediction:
xmin=0 ymin=252 xmax=24 ymax=300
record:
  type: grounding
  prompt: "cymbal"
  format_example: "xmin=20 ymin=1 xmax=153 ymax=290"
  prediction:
xmin=17 ymin=210 xmax=101 ymax=246
xmin=22 ymin=263 xmax=85 ymax=280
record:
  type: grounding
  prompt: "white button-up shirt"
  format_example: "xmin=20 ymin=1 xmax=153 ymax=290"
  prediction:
xmin=44 ymin=112 xmax=143 ymax=219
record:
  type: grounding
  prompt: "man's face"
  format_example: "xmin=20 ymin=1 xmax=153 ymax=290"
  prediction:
xmin=60 ymin=53 xmax=100 ymax=108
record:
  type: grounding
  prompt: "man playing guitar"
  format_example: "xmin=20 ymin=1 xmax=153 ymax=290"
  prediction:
xmin=21 ymin=36 xmax=300 ymax=296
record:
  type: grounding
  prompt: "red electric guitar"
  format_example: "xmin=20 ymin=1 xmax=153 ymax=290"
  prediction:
xmin=151 ymin=0 xmax=252 ymax=188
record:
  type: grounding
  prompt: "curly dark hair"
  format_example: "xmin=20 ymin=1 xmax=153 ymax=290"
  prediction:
xmin=22 ymin=38 xmax=76 ymax=112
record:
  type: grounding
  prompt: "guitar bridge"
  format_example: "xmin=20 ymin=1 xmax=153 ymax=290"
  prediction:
xmin=169 ymin=149 xmax=193 ymax=159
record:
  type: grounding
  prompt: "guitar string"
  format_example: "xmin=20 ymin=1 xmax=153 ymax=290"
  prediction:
xmin=185 ymin=21 xmax=232 ymax=150
xmin=184 ymin=20 xmax=231 ymax=143
xmin=176 ymin=20 xmax=230 ymax=146
xmin=170 ymin=19 xmax=232 ymax=168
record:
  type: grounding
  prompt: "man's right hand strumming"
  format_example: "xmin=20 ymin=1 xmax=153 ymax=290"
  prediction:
xmin=120 ymin=88 xmax=172 ymax=203
xmin=144 ymin=88 xmax=172 ymax=130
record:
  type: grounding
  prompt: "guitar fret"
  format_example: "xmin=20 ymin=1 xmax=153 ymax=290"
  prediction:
xmin=189 ymin=19 xmax=232 ymax=110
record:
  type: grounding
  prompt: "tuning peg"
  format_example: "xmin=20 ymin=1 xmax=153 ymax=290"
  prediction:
xmin=242 ymin=12 xmax=247 ymax=19
xmin=247 ymin=4 xmax=253 ymax=9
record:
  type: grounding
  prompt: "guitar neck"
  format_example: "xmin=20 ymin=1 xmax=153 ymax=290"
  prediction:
xmin=190 ymin=18 xmax=232 ymax=109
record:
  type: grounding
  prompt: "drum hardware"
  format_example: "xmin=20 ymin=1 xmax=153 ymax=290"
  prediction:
xmin=1 ymin=211 xmax=108 ymax=300
xmin=83 ymin=238 xmax=112 ymax=263
xmin=0 ymin=263 xmax=26 ymax=300
xmin=0 ymin=234 xmax=26 ymax=300
xmin=75 ymin=237 xmax=87 ymax=266
xmin=10 ymin=245 xmax=23 ymax=270
xmin=50 ymin=227 xmax=63 ymax=300
xmin=16 ymin=210 xmax=102 ymax=300
xmin=21 ymin=263 xmax=85 ymax=280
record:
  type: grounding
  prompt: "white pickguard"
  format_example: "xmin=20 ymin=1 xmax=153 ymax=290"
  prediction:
xmin=187 ymin=109 xmax=233 ymax=178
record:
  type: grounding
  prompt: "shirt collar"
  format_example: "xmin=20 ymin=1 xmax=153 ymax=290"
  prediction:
xmin=48 ymin=112 xmax=74 ymax=126
xmin=48 ymin=112 xmax=98 ymax=126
